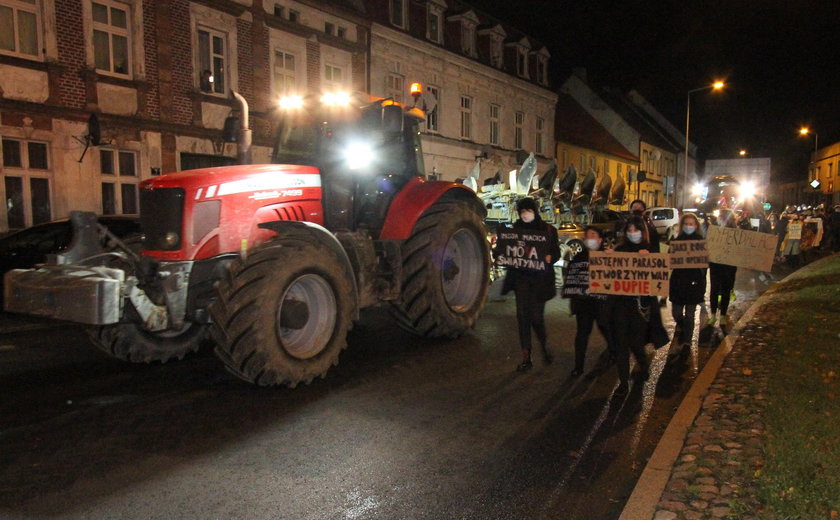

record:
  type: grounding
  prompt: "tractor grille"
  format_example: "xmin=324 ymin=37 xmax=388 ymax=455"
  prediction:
xmin=140 ymin=187 xmax=185 ymax=250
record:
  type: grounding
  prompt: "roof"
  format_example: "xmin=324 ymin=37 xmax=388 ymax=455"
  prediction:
xmin=599 ymin=88 xmax=682 ymax=153
xmin=555 ymin=92 xmax=639 ymax=162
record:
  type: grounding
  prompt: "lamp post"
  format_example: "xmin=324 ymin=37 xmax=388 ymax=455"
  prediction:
xmin=682 ymin=81 xmax=725 ymax=207
xmin=739 ymin=149 xmax=748 ymax=157
xmin=799 ymin=127 xmax=818 ymax=155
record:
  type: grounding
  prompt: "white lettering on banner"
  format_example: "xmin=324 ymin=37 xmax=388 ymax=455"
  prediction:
xmin=588 ymin=251 xmax=671 ymax=297
xmin=217 ymin=174 xmax=322 ymax=197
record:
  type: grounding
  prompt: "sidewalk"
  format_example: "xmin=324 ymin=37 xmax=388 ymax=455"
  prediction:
xmin=622 ymin=253 xmax=840 ymax=520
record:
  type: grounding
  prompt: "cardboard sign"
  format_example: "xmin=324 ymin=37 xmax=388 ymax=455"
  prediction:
xmin=787 ymin=222 xmax=802 ymax=240
xmin=588 ymin=251 xmax=670 ymax=297
xmin=668 ymin=240 xmax=709 ymax=269
xmin=706 ymin=225 xmax=777 ymax=272
xmin=494 ymin=226 xmax=550 ymax=273
xmin=562 ymin=258 xmax=606 ymax=299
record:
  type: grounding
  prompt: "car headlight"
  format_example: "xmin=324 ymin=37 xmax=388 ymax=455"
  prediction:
xmin=164 ymin=231 xmax=180 ymax=248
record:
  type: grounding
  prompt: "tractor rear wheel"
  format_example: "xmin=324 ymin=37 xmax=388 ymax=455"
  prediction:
xmin=89 ymin=322 xmax=208 ymax=363
xmin=209 ymin=238 xmax=354 ymax=386
xmin=392 ymin=200 xmax=490 ymax=338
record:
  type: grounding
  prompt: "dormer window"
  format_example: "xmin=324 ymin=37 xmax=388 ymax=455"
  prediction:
xmin=490 ymin=38 xmax=503 ymax=68
xmin=461 ymin=23 xmax=475 ymax=56
xmin=479 ymin=24 xmax=506 ymax=69
xmin=516 ymin=49 xmax=527 ymax=77
xmin=533 ymin=47 xmax=550 ymax=86
xmin=427 ymin=2 xmax=444 ymax=43
xmin=389 ymin=0 xmax=407 ymax=29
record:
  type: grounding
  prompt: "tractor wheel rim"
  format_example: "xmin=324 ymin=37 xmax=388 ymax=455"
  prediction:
xmin=442 ymin=228 xmax=484 ymax=312
xmin=276 ymin=274 xmax=337 ymax=360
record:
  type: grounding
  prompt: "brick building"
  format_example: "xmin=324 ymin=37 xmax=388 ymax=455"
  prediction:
xmin=0 ymin=0 xmax=369 ymax=231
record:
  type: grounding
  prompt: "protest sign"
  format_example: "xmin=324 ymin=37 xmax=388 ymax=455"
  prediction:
xmin=787 ymin=222 xmax=802 ymax=239
xmin=561 ymin=257 xmax=605 ymax=299
xmin=668 ymin=240 xmax=709 ymax=269
xmin=493 ymin=226 xmax=550 ymax=273
xmin=588 ymin=251 xmax=670 ymax=297
xmin=706 ymin=225 xmax=777 ymax=272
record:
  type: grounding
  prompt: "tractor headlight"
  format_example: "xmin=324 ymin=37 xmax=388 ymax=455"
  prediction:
xmin=164 ymin=231 xmax=180 ymax=248
xmin=344 ymin=142 xmax=374 ymax=171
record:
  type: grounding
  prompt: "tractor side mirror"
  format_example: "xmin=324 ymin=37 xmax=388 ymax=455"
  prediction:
xmin=382 ymin=105 xmax=403 ymax=134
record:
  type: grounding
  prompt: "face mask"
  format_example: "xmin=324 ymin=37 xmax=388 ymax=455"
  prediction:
xmin=683 ymin=225 xmax=696 ymax=235
xmin=627 ymin=231 xmax=642 ymax=244
xmin=632 ymin=209 xmax=643 ymax=216
xmin=585 ymin=238 xmax=601 ymax=250
xmin=520 ymin=211 xmax=535 ymax=223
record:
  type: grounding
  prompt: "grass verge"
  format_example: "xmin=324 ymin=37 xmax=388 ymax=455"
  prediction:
xmin=757 ymin=256 xmax=840 ymax=518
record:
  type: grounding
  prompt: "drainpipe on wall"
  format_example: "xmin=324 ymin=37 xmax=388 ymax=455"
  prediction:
xmin=232 ymin=91 xmax=252 ymax=165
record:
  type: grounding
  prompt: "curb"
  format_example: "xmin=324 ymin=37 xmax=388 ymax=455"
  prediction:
xmin=616 ymin=259 xmax=823 ymax=520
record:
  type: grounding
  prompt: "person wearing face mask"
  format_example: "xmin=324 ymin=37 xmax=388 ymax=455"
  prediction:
xmin=629 ymin=199 xmax=661 ymax=253
xmin=563 ymin=226 xmax=613 ymax=376
xmin=603 ymin=216 xmax=654 ymax=394
xmin=667 ymin=213 xmax=707 ymax=360
xmin=707 ymin=214 xmax=738 ymax=328
xmin=498 ymin=198 xmax=561 ymax=371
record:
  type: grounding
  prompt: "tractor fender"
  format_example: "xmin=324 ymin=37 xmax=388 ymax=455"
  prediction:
xmin=257 ymin=220 xmax=360 ymax=319
xmin=379 ymin=177 xmax=485 ymax=240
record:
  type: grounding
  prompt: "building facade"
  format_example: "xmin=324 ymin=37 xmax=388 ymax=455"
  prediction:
xmin=367 ymin=0 xmax=557 ymax=183
xmin=810 ymin=141 xmax=840 ymax=205
xmin=0 ymin=0 xmax=368 ymax=232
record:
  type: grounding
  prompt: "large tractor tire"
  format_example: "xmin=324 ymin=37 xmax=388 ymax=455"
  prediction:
xmin=209 ymin=238 xmax=354 ymax=387
xmin=392 ymin=200 xmax=490 ymax=338
xmin=89 ymin=322 xmax=208 ymax=363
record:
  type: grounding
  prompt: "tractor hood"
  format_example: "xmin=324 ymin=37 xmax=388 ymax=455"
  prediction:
xmin=141 ymin=164 xmax=321 ymax=194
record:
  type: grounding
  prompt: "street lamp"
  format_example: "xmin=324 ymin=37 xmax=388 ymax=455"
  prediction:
xmin=739 ymin=149 xmax=748 ymax=157
xmin=799 ymin=127 xmax=818 ymax=154
xmin=682 ymin=81 xmax=725 ymax=207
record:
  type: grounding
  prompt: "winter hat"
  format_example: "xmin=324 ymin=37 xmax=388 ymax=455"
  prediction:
xmin=516 ymin=197 xmax=539 ymax=214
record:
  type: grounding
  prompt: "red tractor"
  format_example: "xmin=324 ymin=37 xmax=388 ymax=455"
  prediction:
xmin=4 ymin=90 xmax=490 ymax=386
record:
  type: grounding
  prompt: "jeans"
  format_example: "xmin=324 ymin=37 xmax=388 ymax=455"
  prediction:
xmin=514 ymin=277 xmax=547 ymax=354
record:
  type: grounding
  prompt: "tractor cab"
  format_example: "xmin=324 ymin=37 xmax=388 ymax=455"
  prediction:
xmin=272 ymin=93 xmax=426 ymax=234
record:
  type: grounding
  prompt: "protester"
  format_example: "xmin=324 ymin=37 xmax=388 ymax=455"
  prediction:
xmin=708 ymin=214 xmax=738 ymax=328
xmin=562 ymin=226 xmax=612 ymax=376
xmin=604 ymin=215 xmax=654 ymax=395
xmin=497 ymin=198 xmax=561 ymax=372
xmin=629 ymin=199 xmax=661 ymax=253
xmin=780 ymin=214 xmax=803 ymax=268
xmin=830 ymin=204 xmax=840 ymax=252
xmin=667 ymin=213 xmax=706 ymax=359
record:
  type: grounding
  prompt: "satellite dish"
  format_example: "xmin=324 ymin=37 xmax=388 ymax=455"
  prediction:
xmin=539 ymin=162 xmax=558 ymax=192
xmin=578 ymin=170 xmax=596 ymax=199
xmin=516 ymin=153 xmax=537 ymax=194
xmin=464 ymin=177 xmax=478 ymax=192
xmin=557 ymin=166 xmax=577 ymax=194
xmin=595 ymin=173 xmax=612 ymax=202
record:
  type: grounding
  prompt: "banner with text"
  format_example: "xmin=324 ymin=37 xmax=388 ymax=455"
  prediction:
xmin=706 ymin=226 xmax=776 ymax=272
xmin=494 ymin=226 xmax=550 ymax=273
xmin=669 ymin=240 xmax=709 ymax=269
xmin=588 ymin=251 xmax=670 ymax=297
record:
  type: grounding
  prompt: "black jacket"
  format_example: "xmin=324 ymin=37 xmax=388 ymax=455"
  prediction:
xmin=499 ymin=217 xmax=561 ymax=299
xmin=668 ymin=232 xmax=707 ymax=305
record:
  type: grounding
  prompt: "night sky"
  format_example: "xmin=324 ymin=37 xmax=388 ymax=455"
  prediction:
xmin=480 ymin=0 xmax=840 ymax=182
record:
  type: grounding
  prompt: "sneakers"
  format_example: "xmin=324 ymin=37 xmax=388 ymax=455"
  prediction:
xmin=516 ymin=359 xmax=533 ymax=372
xmin=730 ymin=290 xmax=737 ymax=302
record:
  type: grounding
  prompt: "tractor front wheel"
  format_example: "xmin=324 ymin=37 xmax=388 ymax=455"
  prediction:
xmin=392 ymin=200 xmax=490 ymax=338
xmin=209 ymin=238 xmax=354 ymax=386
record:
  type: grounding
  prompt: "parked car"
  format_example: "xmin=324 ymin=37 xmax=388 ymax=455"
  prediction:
xmin=556 ymin=209 xmax=627 ymax=258
xmin=0 ymin=216 xmax=140 ymax=307
xmin=645 ymin=207 xmax=680 ymax=238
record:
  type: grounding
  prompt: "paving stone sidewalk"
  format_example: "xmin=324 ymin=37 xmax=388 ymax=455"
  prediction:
xmin=652 ymin=311 xmax=776 ymax=520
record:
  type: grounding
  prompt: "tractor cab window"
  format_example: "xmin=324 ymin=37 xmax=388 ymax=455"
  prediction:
xmin=274 ymin=116 xmax=321 ymax=166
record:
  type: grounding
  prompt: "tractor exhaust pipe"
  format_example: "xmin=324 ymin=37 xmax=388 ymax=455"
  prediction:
xmin=232 ymin=91 xmax=252 ymax=165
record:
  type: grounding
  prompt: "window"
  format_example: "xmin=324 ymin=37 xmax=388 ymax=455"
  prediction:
xmin=490 ymin=39 xmax=503 ymax=68
xmin=324 ymin=22 xmax=335 ymax=36
xmin=2 ymin=137 xmax=51 ymax=228
xmin=516 ymin=49 xmax=527 ymax=77
xmin=536 ymin=58 xmax=548 ymax=85
xmin=604 ymin=158 xmax=609 ymax=174
xmin=535 ymin=117 xmax=544 ymax=154
xmin=99 ymin=149 xmax=138 ymax=214
xmin=272 ymin=4 xmax=283 ymax=17
xmin=288 ymin=9 xmax=299 ymax=23
xmin=425 ymin=86 xmax=440 ymax=132
xmin=91 ymin=1 xmax=131 ymax=76
xmin=389 ymin=0 xmax=405 ymax=28
xmin=514 ymin=111 xmax=524 ymax=149
xmin=427 ymin=8 xmax=441 ymax=43
xmin=197 ymin=27 xmax=227 ymax=94
xmin=617 ymin=164 xmax=622 ymax=178
xmin=461 ymin=23 xmax=474 ymax=56
xmin=579 ymin=153 xmax=585 ymax=173
xmin=324 ymin=64 xmax=343 ymax=90
xmin=386 ymin=73 xmax=404 ymax=103
xmin=589 ymin=155 xmax=596 ymax=171
xmin=459 ymin=96 xmax=472 ymax=140
xmin=489 ymin=104 xmax=500 ymax=146
xmin=0 ymin=0 xmax=41 ymax=58
xmin=273 ymin=50 xmax=295 ymax=95
xmin=337 ymin=26 xmax=346 ymax=39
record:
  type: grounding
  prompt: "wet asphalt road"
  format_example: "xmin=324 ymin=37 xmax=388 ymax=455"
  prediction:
xmin=0 ymin=267 xmax=784 ymax=520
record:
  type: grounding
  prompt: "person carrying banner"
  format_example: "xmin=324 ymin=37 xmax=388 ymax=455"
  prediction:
xmin=667 ymin=213 xmax=706 ymax=360
xmin=604 ymin=215 xmax=655 ymax=395
xmin=708 ymin=215 xmax=738 ymax=328
xmin=497 ymin=198 xmax=561 ymax=372
xmin=562 ymin=226 xmax=612 ymax=376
